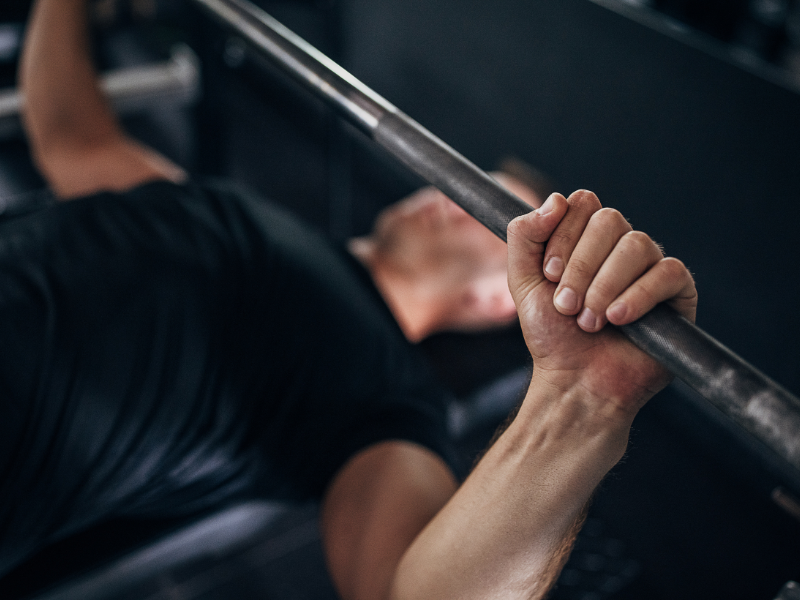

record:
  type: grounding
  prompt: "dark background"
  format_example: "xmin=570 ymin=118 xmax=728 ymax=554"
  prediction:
xmin=0 ymin=1 xmax=799 ymax=599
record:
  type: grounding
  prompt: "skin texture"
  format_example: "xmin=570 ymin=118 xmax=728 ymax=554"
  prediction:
xmin=19 ymin=0 xmax=185 ymax=200
xmin=323 ymin=190 xmax=696 ymax=600
xmin=348 ymin=173 xmax=542 ymax=341
xmin=19 ymin=1 xmax=698 ymax=598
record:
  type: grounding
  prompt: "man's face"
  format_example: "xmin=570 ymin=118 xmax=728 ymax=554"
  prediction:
xmin=371 ymin=175 xmax=541 ymax=284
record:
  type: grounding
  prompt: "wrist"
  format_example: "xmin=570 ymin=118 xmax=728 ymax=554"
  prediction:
xmin=512 ymin=368 xmax=636 ymax=471
xmin=527 ymin=358 xmax=653 ymax=421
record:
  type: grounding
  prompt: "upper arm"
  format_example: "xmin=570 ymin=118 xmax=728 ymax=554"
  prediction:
xmin=320 ymin=441 xmax=458 ymax=600
xmin=33 ymin=134 xmax=187 ymax=200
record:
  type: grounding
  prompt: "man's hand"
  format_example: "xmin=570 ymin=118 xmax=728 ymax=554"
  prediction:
xmin=331 ymin=191 xmax=698 ymax=600
xmin=507 ymin=190 xmax=697 ymax=419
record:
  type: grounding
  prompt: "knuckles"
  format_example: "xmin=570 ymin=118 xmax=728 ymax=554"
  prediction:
xmin=619 ymin=230 xmax=658 ymax=256
xmin=567 ymin=189 xmax=602 ymax=213
xmin=562 ymin=256 xmax=595 ymax=281
xmin=506 ymin=212 xmax=551 ymax=251
xmin=589 ymin=207 xmax=630 ymax=233
xmin=547 ymin=228 xmax=575 ymax=248
xmin=658 ymin=256 xmax=692 ymax=282
xmin=506 ymin=213 xmax=534 ymax=241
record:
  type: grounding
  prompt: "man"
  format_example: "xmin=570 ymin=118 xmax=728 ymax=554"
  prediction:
xmin=348 ymin=171 xmax=542 ymax=342
xmin=0 ymin=1 xmax=697 ymax=599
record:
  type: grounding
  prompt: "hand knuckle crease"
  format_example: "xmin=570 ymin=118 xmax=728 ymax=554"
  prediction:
xmin=569 ymin=261 xmax=593 ymax=278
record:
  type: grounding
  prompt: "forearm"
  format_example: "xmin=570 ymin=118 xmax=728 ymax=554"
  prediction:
xmin=19 ymin=0 xmax=122 ymax=156
xmin=389 ymin=372 xmax=634 ymax=600
xmin=19 ymin=0 xmax=186 ymax=198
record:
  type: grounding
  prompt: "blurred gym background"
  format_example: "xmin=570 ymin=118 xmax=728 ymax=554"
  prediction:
xmin=0 ymin=1 xmax=799 ymax=599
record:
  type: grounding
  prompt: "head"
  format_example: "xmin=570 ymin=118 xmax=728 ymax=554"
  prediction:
xmin=358 ymin=172 xmax=543 ymax=339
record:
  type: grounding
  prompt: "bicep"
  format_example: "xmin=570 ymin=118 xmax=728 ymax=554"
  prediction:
xmin=320 ymin=440 xmax=458 ymax=600
xmin=34 ymin=135 xmax=187 ymax=200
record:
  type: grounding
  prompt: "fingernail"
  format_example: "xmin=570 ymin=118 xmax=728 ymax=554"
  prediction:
xmin=607 ymin=302 xmax=628 ymax=323
xmin=555 ymin=287 xmax=578 ymax=312
xmin=538 ymin=194 xmax=555 ymax=215
xmin=544 ymin=257 xmax=564 ymax=278
xmin=578 ymin=307 xmax=599 ymax=331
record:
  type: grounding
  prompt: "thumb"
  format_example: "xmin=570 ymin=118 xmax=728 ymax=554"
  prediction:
xmin=506 ymin=193 xmax=568 ymax=303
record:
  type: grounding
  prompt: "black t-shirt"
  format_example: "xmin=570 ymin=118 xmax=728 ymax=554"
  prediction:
xmin=0 ymin=179 xmax=456 ymax=576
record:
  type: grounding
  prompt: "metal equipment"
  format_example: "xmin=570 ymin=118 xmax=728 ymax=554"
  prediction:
xmin=775 ymin=581 xmax=800 ymax=600
xmin=0 ymin=44 xmax=200 ymax=140
xmin=190 ymin=0 xmax=800 ymax=481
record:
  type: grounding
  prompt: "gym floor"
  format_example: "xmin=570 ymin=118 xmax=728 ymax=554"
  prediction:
xmin=0 ymin=1 xmax=799 ymax=599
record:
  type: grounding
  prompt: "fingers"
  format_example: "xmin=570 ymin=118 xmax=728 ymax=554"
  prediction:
xmin=606 ymin=257 xmax=697 ymax=325
xmin=551 ymin=207 xmax=634 ymax=320
xmin=542 ymin=190 xmax=603 ymax=281
xmin=571 ymin=231 xmax=666 ymax=331
xmin=506 ymin=193 xmax=569 ymax=300
xmin=541 ymin=190 xmax=697 ymax=331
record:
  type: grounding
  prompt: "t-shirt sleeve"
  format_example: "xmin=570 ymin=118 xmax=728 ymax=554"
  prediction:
xmin=200 ymin=179 xmax=460 ymax=499
xmin=0 ymin=178 xmax=459 ymax=547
